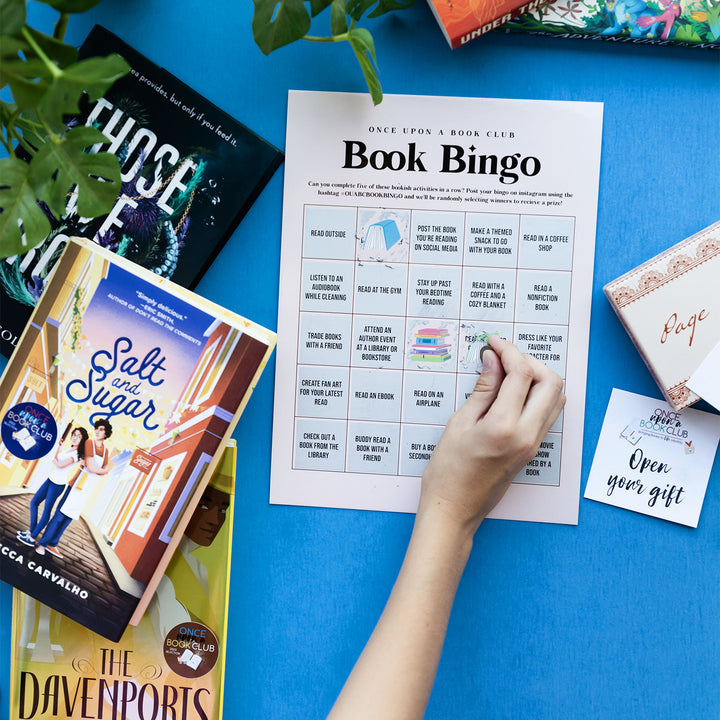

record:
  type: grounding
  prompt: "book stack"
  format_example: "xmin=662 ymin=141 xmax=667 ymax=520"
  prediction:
xmin=1 ymin=25 xmax=282 ymax=719
xmin=411 ymin=328 xmax=452 ymax=362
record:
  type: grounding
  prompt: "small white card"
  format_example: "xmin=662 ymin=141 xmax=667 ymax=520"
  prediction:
xmin=584 ymin=388 xmax=720 ymax=527
xmin=687 ymin=341 xmax=720 ymax=412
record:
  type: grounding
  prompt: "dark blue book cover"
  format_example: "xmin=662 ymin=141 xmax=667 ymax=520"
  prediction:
xmin=0 ymin=25 xmax=283 ymax=359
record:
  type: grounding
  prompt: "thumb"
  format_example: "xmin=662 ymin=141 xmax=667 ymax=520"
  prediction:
xmin=460 ymin=347 xmax=504 ymax=420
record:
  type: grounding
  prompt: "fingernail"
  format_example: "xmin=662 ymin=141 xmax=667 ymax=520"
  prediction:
xmin=477 ymin=345 xmax=492 ymax=374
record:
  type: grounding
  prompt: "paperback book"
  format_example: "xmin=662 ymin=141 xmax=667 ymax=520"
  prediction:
xmin=0 ymin=237 xmax=276 ymax=641
xmin=604 ymin=221 xmax=720 ymax=410
xmin=500 ymin=0 xmax=719 ymax=48
xmin=426 ymin=0 xmax=549 ymax=48
xmin=0 ymin=24 xmax=283 ymax=359
xmin=10 ymin=442 xmax=237 ymax=720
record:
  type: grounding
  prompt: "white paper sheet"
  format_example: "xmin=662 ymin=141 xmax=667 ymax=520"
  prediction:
xmin=687 ymin=341 xmax=720 ymax=411
xmin=271 ymin=91 xmax=603 ymax=524
xmin=584 ymin=388 xmax=720 ymax=527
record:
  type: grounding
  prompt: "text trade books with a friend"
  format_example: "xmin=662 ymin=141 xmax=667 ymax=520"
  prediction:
xmin=0 ymin=238 xmax=276 ymax=641
xmin=10 ymin=442 xmax=238 ymax=720
xmin=426 ymin=0 xmax=549 ymax=48
xmin=0 ymin=24 xmax=283 ymax=359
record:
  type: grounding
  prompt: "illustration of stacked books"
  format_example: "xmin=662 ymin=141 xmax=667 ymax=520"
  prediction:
xmin=411 ymin=328 xmax=451 ymax=363
xmin=362 ymin=219 xmax=402 ymax=253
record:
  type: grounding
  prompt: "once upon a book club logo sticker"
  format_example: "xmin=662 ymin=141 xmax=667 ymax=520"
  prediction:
xmin=1 ymin=402 xmax=57 ymax=461
xmin=163 ymin=622 xmax=219 ymax=678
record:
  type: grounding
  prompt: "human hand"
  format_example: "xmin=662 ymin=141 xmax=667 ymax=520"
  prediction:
xmin=418 ymin=335 xmax=565 ymax=537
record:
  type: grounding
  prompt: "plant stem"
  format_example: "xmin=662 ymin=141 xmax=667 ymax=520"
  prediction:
xmin=303 ymin=33 xmax=349 ymax=42
xmin=54 ymin=13 xmax=69 ymax=41
xmin=33 ymin=105 xmax=55 ymax=141
xmin=3 ymin=122 xmax=37 ymax=158
xmin=21 ymin=27 xmax=61 ymax=78
xmin=0 ymin=131 xmax=12 ymax=156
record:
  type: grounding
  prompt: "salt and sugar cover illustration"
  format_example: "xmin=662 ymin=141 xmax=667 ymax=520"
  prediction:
xmin=0 ymin=238 xmax=275 ymax=641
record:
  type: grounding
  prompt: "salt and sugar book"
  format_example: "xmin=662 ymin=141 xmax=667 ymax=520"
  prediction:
xmin=604 ymin=221 xmax=720 ymax=410
xmin=0 ymin=238 xmax=275 ymax=641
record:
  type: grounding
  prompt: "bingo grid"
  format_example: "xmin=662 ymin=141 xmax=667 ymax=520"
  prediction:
xmin=293 ymin=204 xmax=574 ymax=486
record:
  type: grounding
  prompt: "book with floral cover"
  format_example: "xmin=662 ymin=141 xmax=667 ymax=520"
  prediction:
xmin=0 ymin=238 xmax=275 ymax=641
xmin=499 ymin=0 xmax=719 ymax=48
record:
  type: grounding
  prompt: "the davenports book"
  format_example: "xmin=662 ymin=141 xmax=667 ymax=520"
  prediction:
xmin=426 ymin=0 xmax=549 ymax=48
xmin=0 ymin=238 xmax=276 ymax=641
xmin=604 ymin=221 xmax=720 ymax=410
xmin=10 ymin=442 xmax=238 ymax=720
xmin=500 ymin=0 xmax=719 ymax=48
xmin=0 ymin=24 xmax=283 ymax=359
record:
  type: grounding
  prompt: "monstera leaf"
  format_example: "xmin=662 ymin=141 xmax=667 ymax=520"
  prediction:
xmin=0 ymin=157 xmax=52 ymax=257
xmin=0 ymin=0 xmax=26 ymax=36
xmin=38 ymin=53 xmax=129 ymax=130
xmin=0 ymin=0 xmax=131 ymax=259
xmin=28 ymin=125 xmax=121 ymax=219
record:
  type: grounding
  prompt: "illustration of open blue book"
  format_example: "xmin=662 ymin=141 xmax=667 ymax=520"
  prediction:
xmin=362 ymin=219 xmax=402 ymax=253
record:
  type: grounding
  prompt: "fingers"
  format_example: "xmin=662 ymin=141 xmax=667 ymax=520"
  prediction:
xmin=456 ymin=335 xmax=565 ymax=441
xmin=459 ymin=346 xmax=504 ymax=420
xmin=485 ymin=336 xmax=538 ymax=422
xmin=485 ymin=335 xmax=565 ymax=430
xmin=523 ymin=367 xmax=565 ymax=428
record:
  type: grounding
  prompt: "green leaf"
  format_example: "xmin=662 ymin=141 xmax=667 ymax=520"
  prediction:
xmin=0 ymin=99 xmax=17 ymax=125
xmin=0 ymin=0 xmax=26 ymax=36
xmin=0 ymin=37 xmax=52 ymax=110
xmin=39 ymin=0 xmax=104 ymax=12
xmin=24 ymin=27 xmax=78 ymax=68
xmin=38 ymin=53 xmax=130 ymax=130
xmin=330 ymin=0 xmax=349 ymax=34
xmin=0 ymin=100 xmax=46 ymax=155
xmin=14 ymin=109 xmax=49 ymax=151
xmin=0 ymin=157 xmax=52 ymax=259
xmin=348 ymin=26 xmax=378 ymax=65
xmin=347 ymin=26 xmax=382 ymax=105
xmin=309 ymin=0 xmax=334 ymax=15
xmin=347 ymin=0 xmax=415 ymax=21
xmin=28 ymin=125 xmax=121 ymax=219
xmin=252 ymin=0 xmax=313 ymax=54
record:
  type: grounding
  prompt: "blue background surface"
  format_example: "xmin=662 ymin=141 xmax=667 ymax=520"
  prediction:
xmin=1 ymin=1 xmax=719 ymax=718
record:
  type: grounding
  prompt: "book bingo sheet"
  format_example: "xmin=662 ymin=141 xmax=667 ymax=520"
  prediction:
xmin=271 ymin=91 xmax=603 ymax=524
